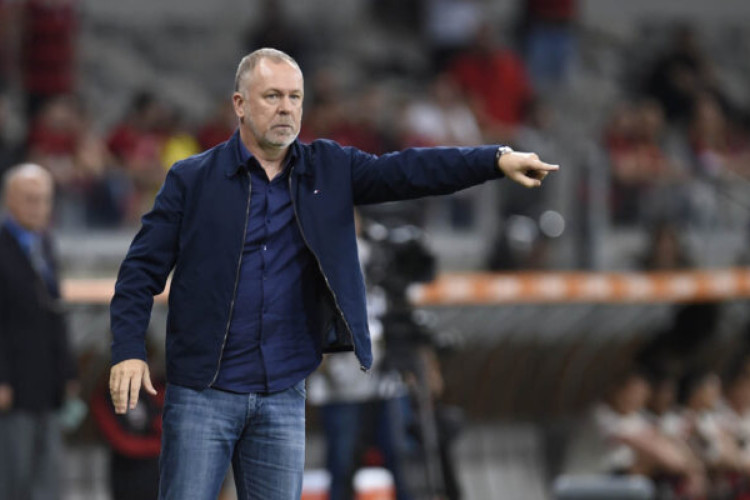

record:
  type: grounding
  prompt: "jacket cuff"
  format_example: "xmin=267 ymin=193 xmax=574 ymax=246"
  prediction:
xmin=111 ymin=342 xmax=148 ymax=365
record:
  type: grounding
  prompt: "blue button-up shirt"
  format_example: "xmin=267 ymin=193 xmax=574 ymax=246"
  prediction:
xmin=212 ymin=140 xmax=322 ymax=394
xmin=3 ymin=216 xmax=57 ymax=296
xmin=4 ymin=216 xmax=39 ymax=257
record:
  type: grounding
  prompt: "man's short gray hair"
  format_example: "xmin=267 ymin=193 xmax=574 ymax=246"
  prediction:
xmin=234 ymin=48 xmax=302 ymax=93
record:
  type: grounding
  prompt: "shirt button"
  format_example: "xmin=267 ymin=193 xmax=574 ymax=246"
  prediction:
xmin=263 ymin=245 xmax=267 ymax=251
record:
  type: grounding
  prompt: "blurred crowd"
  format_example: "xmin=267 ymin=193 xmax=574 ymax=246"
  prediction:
xmin=565 ymin=343 xmax=750 ymax=500
xmin=603 ymin=24 xmax=750 ymax=230
xmin=1 ymin=1 xmax=747 ymax=249
xmin=0 ymin=0 xmax=568 ymax=232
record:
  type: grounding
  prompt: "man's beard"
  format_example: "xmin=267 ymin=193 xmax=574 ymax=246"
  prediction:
xmin=249 ymin=117 xmax=298 ymax=149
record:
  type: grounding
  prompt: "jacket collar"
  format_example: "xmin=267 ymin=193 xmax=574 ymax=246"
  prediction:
xmin=223 ymin=129 xmax=306 ymax=177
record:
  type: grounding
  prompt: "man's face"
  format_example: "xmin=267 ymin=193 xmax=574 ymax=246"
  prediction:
xmin=233 ymin=58 xmax=304 ymax=152
xmin=6 ymin=174 xmax=54 ymax=231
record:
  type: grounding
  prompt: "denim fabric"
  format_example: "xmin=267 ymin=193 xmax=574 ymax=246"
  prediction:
xmin=159 ymin=382 xmax=306 ymax=500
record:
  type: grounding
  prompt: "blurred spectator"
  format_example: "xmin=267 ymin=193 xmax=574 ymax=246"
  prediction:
xmin=159 ymin=109 xmax=200 ymax=173
xmin=26 ymin=94 xmax=120 ymax=228
xmin=638 ymin=221 xmax=693 ymax=270
xmin=688 ymin=92 xmax=750 ymax=180
xmin=642 ymin=365 xmax=707 ymax=498
xmin=400 ymin=73 xmax=483 ymax=234
xmin=519 ymin=0 xmax=578 ymax=89
xmin=308 ymin=213 xmax=415 ymax=500
xmin=720 ymin=354 xmax=750 ymax=469
xmin=107 ymin=91 xmax=169 ymax=223
xmin=564 ymin=368 xmax=698 ymax=481
xmin=197 ymin=99 xmax=236 ymax=151
xmin=0 ymin=163 xmax=78 ymax=499
xmin=447 ymin=23 xmax=534 ymax=143
xmin=400 ymin=72 xmax=482 ymax=148
xmin=91 ymin=351 xmax=165 ymax=500
xmin=677 ymin=370 xmax=745 ymax=482
xmin=515 ymin=98 xmax=559 ymax=159
xmin=644 ymin=365 xmax=686 ymax=440
xmin=20 ymin=0 xmax=79 ymax=120
xmin=304 ymin=78 xmax=392 ymax=154
xmin=406 ymin=343 xmax=464 ymax=500
xmin=643 ymin=24 xmax=740 ymax=128
xmin=422 ymin=0 xmax=484 ymax=72
xmin=339 ymin=85 xmax=394 ymax=154
xmin=604 ymin=100 xmax=689 ymax=226
xmin=363 ymin=219 xmax=464 ymax=499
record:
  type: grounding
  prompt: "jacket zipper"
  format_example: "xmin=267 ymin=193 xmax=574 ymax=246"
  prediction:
xmin=288 ymin=168 xmax=366 ymax=372
xmin=209 ymin=170 xmax=252 ymax=386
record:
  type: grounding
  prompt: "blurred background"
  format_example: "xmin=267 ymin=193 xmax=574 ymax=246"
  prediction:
xmin=2 ymin=0 xmax=750 ymax=498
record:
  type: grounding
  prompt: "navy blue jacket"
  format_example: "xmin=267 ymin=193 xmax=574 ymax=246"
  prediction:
xmin=110 ymin=131 xmax=502 ymax=389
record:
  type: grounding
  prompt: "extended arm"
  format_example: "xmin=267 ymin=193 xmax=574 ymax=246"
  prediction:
xmin=350 ymin=145 xmax=558 ymax=205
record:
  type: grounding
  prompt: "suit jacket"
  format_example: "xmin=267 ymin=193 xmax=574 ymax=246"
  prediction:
xmin=0 ymin=223 xmax=75 ymax=411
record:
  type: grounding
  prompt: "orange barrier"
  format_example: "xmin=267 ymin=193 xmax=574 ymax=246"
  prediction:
xmin=408 ymin=268 xmax=750 ymax=305
xmin=61 ymin=268 xmax=750 ymax=306
xmin=62 ymin=278 xmax=168 ymax=305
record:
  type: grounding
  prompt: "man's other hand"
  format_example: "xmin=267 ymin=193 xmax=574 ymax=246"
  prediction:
xmin=109 ymin=359 xmax=157 ymax=414
xmin=498 ymin=151 xmax=559 ymax=188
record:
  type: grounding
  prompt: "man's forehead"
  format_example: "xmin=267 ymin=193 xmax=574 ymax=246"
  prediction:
xmin=9 ymin=173 xmax=53 ymax=192
xmin=252 ymin=59 xmax=303 ymax=87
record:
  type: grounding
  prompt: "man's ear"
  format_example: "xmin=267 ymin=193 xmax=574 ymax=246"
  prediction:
xmin=232 ymin=92 xmax=245 ymax=122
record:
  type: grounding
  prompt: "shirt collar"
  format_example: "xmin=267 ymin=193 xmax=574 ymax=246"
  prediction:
xmin=231 ymin=131 xmax=301 ymax=177
xmin=3 ymin=215 xmax=41 ymax=253
xmin=238 ymin=135 xmax=252 ymax=164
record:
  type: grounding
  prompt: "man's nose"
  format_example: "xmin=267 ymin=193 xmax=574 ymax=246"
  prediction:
xmin=278 ymin=96 xmax=293 ymax=114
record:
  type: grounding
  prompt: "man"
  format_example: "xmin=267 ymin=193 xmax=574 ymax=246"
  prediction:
xmin=0 ymin=163 xmax=77 ymax=500
xmin=110 ymin=47 xmax=558 ymax=500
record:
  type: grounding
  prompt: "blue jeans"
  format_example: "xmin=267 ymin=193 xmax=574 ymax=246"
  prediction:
xmin=159 ymin=381 xmax=306 ymax=500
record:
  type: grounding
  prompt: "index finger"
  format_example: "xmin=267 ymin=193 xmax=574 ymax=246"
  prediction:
xmin=531 ymin=160 xmax=560 ymax=171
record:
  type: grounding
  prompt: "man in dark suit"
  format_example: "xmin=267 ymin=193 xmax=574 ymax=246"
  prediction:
xmin=0 ymin=163 xmax=77 ymax=500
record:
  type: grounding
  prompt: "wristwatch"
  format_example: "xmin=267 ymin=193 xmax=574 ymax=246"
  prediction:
xmin=496 ymin=145 xmax=514 ymax=164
